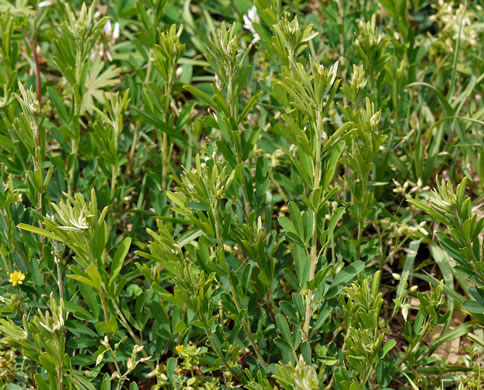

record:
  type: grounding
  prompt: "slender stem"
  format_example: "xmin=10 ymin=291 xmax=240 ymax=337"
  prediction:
xmin=161 ymin=133 xmax=168 ymax=191
xmin=176 ymin=303 xmax=188 ymax=346
xmin=356 ymin=220 xmax=362 ymax=261
xmin=227 ymin=277 xmax=267 ymax=368
xmin=448 ymin=0 xmax=467 ymax=101
xmin=161 ymin=72 xmax=173 ymax=191
xmin=396 ymin=322 xmax=429 ymax=371
xmin=68 ymin=138 xmax=78 ymax=196
xmin=237 ymin=156 xmax=252 ymax=222
xmin=227 ymin=65 xmax=251 ymax=222
xmin=204 ymin=326 xmax=241 ymax=382
xmin=0 ymin=250 xmax=10 ymax=274
xmin=128 ymin=52 xmax=154 ymax=174
xmin=32 ymin=1 xmax=41 ymax=103
xmin=17 ymin=286 xmax=37 ymax=388
xmin=110 ymin=165 xmax=118 ymax=200
xmin=55 ymin=258 xmax=64 ymax=303
xmin=30 ymin=0 xmax=46 ymax=283
xmin=127 ymin=124 xmax=139 ymax=175
xmin=303 ymin=111 xmax=323 ymax=341
xmin=145 ymin=52 xmax=153 ymax=83
xmin=56 ymin=362 xmax=62 ymax=390
xmin=214 ymin=204 xmax=267 ymax=368
xmin=266 ymin=289 xmax=277 ymax=321
xmin=108 ymin=347 xmax=123 ymax=380
xmin=17 ymin=285 xmax=26 ymax=317
xmin=99 ymin=288 xmax=110 ymax=324
xmin=30 ymin=360 xmax=37 ymax=389
xmin=110 ymin=298 xmax=155 ymax=370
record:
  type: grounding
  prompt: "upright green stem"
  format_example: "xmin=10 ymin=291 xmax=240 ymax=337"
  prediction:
xmin=68 ymin=94 xmax=81 ymax=195
xmin=225 ymin=67 xmax=252 ymax=221
xmin=56 ymin=366 xmax=62 ymax=390
xmin=99 ymin=288 xmax=110 ymax=326
xmin=32 ymin=0 xmax=41 ymax=103
xmin=303 ymin=111 xmax=323 ymax=341
xmin=55 ymin=259 xmax=64 ymax=303
xmin=127 ymin=55 xmax=153 ymax=174
xmin=56 ymin=254 xmax=65 ymax=390
xmin=356 ymin=220 xmax=362 ymax=260
xmin=110 ymin=165 xmax=118 ymax=200
xmin=214 ymin=205 xmax=267 ymax=368
xmin=396 ymin=321 xmax=430 ymax=371
xmin=17 ymin=287 xmax=36 ymax=388
xmin=236 ymin=150 xmax=252 ymax=222
xmin=110 ymin=297 xmax=155 ymax=370
xmin=203 ymin=323 xmax=241 ymax=382
xmin=161 ymin=72 xmax=173 ymax=191
xmin=448 ymin=1 xmax=467 ymax=101
xmin=161 ymin=133 xmax=168 ymax=190
xmin=30 ymin=0 xmax=46 ymax=282
xmin=68 ymin=138 xmax=78 ymax=196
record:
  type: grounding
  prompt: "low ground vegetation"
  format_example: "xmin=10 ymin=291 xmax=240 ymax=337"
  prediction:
xmin=0 ymin=0 xmax=483 ymax=389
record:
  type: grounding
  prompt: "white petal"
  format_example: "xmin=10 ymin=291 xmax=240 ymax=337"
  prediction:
xmin=104 ymin=20 xmax=112 ymax=34
xmin=113 ymin=22 xmax=120 ymax=40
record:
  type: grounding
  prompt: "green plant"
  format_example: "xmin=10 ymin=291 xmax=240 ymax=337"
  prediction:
xmin=0 ymin=0 xmax=483 ymax=388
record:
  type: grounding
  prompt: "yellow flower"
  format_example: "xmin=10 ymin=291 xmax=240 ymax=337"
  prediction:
xmin=9 ymin=271 xmax=25 ymax=286
xmin=175 ymin=345 xmax=184 ymax=354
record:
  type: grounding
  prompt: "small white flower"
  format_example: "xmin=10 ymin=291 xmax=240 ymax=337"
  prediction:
xmin=38 ymin=1 xmax=52 ymax=7
xmin=133 ymin=345 xmax=144 ymax=354
xmin=113 ymin=22 xmax=120 ymax=40
xmin=104 ymin=20 xmax=112 ymax=35
xmin=243 ymin=6 xmax=260 ymax=44
xmin=96 ymin=352 xmax=105 ymax=366
xmin=402 ymin=303 xmax=409 ymax=321
xmin=91 ymin=20 xmax=120 ymax=62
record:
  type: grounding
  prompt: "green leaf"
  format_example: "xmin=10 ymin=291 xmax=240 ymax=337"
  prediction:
xmin=276 ymin=314 xmax=292 ymax=346
xmin=293 ymin=245 xmax=309 ymax=287
xmin=68 ymin=274 xmax=99 ymax=289
xmin=333 ymin=261 xmax=364 ymax=286
xmin=381 ymin=339 xmax=396 ymax=358
xmin=396 ymin=240 xmax=421 ymax=302
xmin=282 ymin=268 xmax=300 ymax=290
xmin=240 ymin=90 xmax=263 ymax=123
xmin=132 ymin=106 xmax=183 ymax=139
xmin=101 ymin=374 xmax=111 ymax=390
xmin=274 ymin=337 xmax=293 ymax=355
xmin=301 ymin=341 xmax=311 ymax=363
xmin=463 ymin=300 xmax=484 ymax=314
xmin=17 ymin=223 xmax=63 ymax=242
xmin=95 ymin=317 xmax=119 ymax=334
xmin=184 ymin=84 xmax=228 ymax=116
xmin=86 ymin=263 xmax=102 ymax=289
xmin=279 ymin=216 xmax=297 ymax=235
xmin=427 ymin=322 xmax=475 ymax=353
xmin=109 ymin=237 xmax=132 ymax=287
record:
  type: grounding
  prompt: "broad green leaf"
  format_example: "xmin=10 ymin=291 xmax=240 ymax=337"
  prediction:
xmin=333 ymin=260 xmax=365 ymax=286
